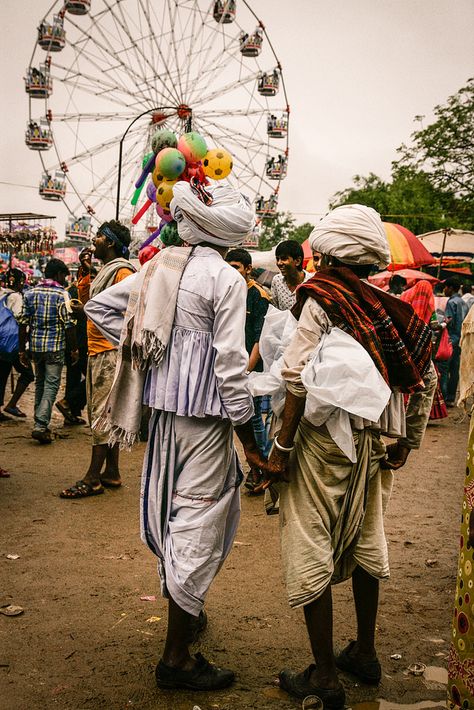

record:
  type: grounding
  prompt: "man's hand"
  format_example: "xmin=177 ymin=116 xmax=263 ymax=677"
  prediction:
xmin=243 ymin=446 xmax=267 ymax=473
xmin=70 ymin=349 xmax=80 ymax=366
xmin=18 ymin=351 xmax=29 ymax=369
xmin=70 ymin=300 xmax=84 ymax=315
xmin=382 ymin=442 xmax=411 ymax=470
xmin=79 ymin=249 xmax=92 ymax=275
xmin=264 ymin=447 xmax=291 ymax=483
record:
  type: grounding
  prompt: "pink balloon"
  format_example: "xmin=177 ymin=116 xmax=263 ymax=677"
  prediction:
xmin=156 ymin=203 xmax=173 ymax=222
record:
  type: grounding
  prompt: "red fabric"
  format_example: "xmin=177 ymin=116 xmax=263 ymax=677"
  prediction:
xmin=293 ymin=267 xmax=433 ymax=394
xmin=400 ymin=281 xmax=435 ymax=324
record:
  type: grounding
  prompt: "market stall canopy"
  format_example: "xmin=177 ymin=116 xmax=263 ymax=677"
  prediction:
xmin=417 ymin=229 xmax=474 ymax=258
xmin=383 ymin=222 xmax=435 ymax=271
xmin=369 ymin=268 xmax=439 ymax=291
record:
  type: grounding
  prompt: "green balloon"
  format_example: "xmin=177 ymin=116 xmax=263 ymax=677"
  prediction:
xmin=151 ymin=130 xmax=177 ymax=154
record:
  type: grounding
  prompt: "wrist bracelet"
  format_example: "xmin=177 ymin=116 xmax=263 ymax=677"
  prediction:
xmin=274 ymin=436 xmax=294 ymax=452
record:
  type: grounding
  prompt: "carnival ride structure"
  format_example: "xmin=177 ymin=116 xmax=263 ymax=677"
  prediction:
xmin=25 ymin=0 xmax=290 ymax=237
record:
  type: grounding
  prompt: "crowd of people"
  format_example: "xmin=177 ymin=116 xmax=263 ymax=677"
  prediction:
xmin=1 ymin=190 xmax=473 ymax=709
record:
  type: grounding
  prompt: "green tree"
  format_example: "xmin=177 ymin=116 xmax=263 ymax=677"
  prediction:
xmin=289 ymin=222 xmax=314 ymax=244
xmin=330 ymin=80 xmax=474 ymax=232
xmin=258 ymin=211 xmax=296 ymax=250
xmin=395 ymin=78 xmax=474 ymax=199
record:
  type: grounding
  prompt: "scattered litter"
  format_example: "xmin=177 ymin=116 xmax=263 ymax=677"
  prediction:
xmin=233 ymin=541 xmax=252 ymax=546
xmin=302 ymin=696 xmax=323 ymax=710
xmin=6 ymin=554 xmax=19 ymax=560
xmin=427 ymin=637 xmax=445 ymax=644
xmin=193 ymin=706 xmax=203 ymax=710
xmin=435 ymin=652 xmax=446 ymax=657
xmin=390 ymin=653 xmax=402 ymax=660
xmin=425 ymin=559 xmax=438 ymax=567
xmin=110 ymin=612 xmax=127 ymax=629
xmin=408 ymin=662 xmax=426 ymax=676
xmin=64 ymin=650 xmax=76 ymax=660
xmin=423 ymin=665 xmax=448 ymax=684
xmin=140 ymin=595 xmax=156 ymax=602
xmin=0 ymin=605 xmax=24 ymax=617
xmin=404 ymin=540 xmax=414 ymax=547
xmin=146 ymin=616 xmax=161 ymax=624
xmin=32 ymin=519 xmax=46 ymax=523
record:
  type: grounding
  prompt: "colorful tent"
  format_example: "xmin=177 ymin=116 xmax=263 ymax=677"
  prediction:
xmin=383 ymin=223 xmax=435 ymax=271
xmin=369 ymin=268 xmax=439 ymax=291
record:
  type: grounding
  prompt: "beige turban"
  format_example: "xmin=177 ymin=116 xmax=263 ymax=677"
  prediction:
xmin=170 ymin=181 xmax=255 ymax=247
xmin=309 ymin=204 xmax=391 ymax=268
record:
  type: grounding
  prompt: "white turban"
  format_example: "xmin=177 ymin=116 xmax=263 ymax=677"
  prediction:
xmin=170 ymin=181 xmax=255 ymax=247
xmin=309 ymin=204 xmax=391 ymax=268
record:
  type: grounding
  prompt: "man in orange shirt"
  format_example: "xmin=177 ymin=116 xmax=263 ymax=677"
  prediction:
xmin=60 ymin=221 xmax=135 ymax=498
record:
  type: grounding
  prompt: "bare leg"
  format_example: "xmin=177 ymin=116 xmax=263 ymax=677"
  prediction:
xmin=82 ymin=444 xmax=108 ymax=487
xmin=102 ymin=444 xmax=121 ymax=484
xmin=351 ymin=565 xmax=379 ymax=659
xmin=303 ymin=585 xmax=339 ymax=689
xmin=162 ymin=596 xmax=196 ymax=670
xmin=6 ymin=379 xmax=30 ymax=410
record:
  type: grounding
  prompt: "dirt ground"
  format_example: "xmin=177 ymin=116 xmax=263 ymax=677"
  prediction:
xmin=0 ymin=386 xmax=468 ymax=710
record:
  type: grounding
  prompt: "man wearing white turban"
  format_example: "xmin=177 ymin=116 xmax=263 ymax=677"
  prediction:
xmin=84 ymin=180 xmax=267 ymax=691
xmin=261 ymin=204 xmax=436 ymax=707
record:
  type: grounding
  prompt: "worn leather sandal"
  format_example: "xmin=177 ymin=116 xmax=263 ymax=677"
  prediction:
xmin=335 ymin=640 xmax=381 ymax=685
xmin=279 ymin=665 xmax=346 ymax=707
xmin=155 ymin=652 xmax=234 ymax=691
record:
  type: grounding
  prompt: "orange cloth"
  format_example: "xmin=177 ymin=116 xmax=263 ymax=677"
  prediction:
xmin=78 ymin=268 xmax=133 ymax=356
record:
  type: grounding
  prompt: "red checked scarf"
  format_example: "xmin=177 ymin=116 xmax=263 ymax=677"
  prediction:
xmin=292 ymin=267 xmax=432 ymax=394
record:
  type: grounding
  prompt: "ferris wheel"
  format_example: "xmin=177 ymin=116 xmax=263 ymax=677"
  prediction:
xmin=25 ymin=0 xmax=290 ymax=237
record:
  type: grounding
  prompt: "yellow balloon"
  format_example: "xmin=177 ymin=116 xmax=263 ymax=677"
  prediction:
xmin=152 ymin=166 xmax=165 ymax=188
xmin=202 ymin=148 xmax=233 ymax=180
xmin=156 ymin=179 xmax=177 ymax=211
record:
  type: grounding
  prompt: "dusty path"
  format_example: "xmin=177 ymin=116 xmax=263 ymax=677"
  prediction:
xmin=0 ymin=392 xmax=468 ymax=710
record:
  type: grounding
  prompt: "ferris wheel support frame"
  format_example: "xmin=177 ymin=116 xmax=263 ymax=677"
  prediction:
xmin=115 ymin=105 xmax=176 ymax=220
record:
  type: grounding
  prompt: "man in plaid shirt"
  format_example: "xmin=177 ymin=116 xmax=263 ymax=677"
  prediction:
xmin=18 ymin=258 xmax=78 ymax=444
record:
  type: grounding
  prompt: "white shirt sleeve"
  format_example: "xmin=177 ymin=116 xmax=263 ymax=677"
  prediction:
xmin=84 ymin=271 xmax=139 ymax=346
xmin=212 ymin=267 xmax=254 ymax=426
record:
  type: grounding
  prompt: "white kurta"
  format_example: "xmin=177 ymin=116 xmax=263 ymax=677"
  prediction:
xmin=85 ymin=246 xmax=254 ymax=615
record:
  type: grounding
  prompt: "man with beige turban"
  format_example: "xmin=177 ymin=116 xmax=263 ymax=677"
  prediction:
xmin=263 ymin=204 xmax=437 ymax=708
xmin=84 ymin=181 xmax=267 ymax=692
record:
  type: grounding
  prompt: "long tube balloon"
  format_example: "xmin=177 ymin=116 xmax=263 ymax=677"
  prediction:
xmin=135 ymin=153 xmax=156 ymax=189
xmin=131 ymin=198 xmax=152 ymax=225
xmin=139 ymin=219 xmax=166 ymax=249
xmin=131 ymin=182 xmax=145 ymax=206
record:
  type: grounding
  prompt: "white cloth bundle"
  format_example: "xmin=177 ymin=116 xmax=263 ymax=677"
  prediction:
xmin=309 ymin=204 xmax=391 ymax=268
xmin=301 ymin=328 xmax=391 ymax=462
xmin=170 ymin=181 xmax=255 ymax=247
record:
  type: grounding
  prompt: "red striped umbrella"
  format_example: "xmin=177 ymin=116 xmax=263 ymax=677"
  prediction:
xmin=383 ymin=223 xmax=435 ymax=271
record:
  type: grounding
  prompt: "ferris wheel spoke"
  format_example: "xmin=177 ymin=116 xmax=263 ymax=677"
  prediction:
xmin=192 ymin=70 xmax=261 ymax=109
xmin=53 ymin=72 xmax=138 ymax=109
xmin=53 ymin=112 xmax=136 ymax=121
xmin=137 ymin=0 xmax=185 ymax=105
xmin=65 ymin=14 xmax=164 ymax=107
xmin=197 ymin=115 xmax=268 ymax=153
xmin=187 ymin=38 xmax=247 ymax=106
xmin=106 ymin=0 xmax=178 ymax=106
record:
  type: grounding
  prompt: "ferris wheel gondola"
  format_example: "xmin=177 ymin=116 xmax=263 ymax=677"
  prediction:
xmin=26 ymin=0 xmax=290 ymax=231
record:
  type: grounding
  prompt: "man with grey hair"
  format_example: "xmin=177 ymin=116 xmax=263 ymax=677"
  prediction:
xmin=263 ymin=204 xmax=437 ymax=707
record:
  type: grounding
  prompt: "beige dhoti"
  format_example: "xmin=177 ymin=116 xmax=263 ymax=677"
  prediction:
xmin=279 ymin=418 xmax=393 ymax=609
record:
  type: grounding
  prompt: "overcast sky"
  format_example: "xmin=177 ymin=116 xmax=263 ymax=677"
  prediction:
xmin=1 ymin=0 xmax=473 ymax=235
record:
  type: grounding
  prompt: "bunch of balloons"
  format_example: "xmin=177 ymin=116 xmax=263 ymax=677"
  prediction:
xmin=132 ymin=129 xmax=233 ymax=251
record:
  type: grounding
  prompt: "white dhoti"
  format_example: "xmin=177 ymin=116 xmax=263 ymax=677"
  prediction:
xmin=279 ymin=418 xmax=393 ymax=609
xmin=141 ymin=410 xmax=242 ymax=616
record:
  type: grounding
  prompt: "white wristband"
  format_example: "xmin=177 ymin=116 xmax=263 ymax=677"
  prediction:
xmin=274 ymin=436 xmax=294 ymax=453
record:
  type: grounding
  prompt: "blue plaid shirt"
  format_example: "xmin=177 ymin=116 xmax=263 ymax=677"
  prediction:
xmin=18 ymin=281 xmax=74 ymax=353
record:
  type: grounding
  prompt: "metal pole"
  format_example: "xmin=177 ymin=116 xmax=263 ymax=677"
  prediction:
xmin=115 ymin=107 xmax=175 ymax=221
xmin=437 ymin=227 xmax=450 ymax=279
